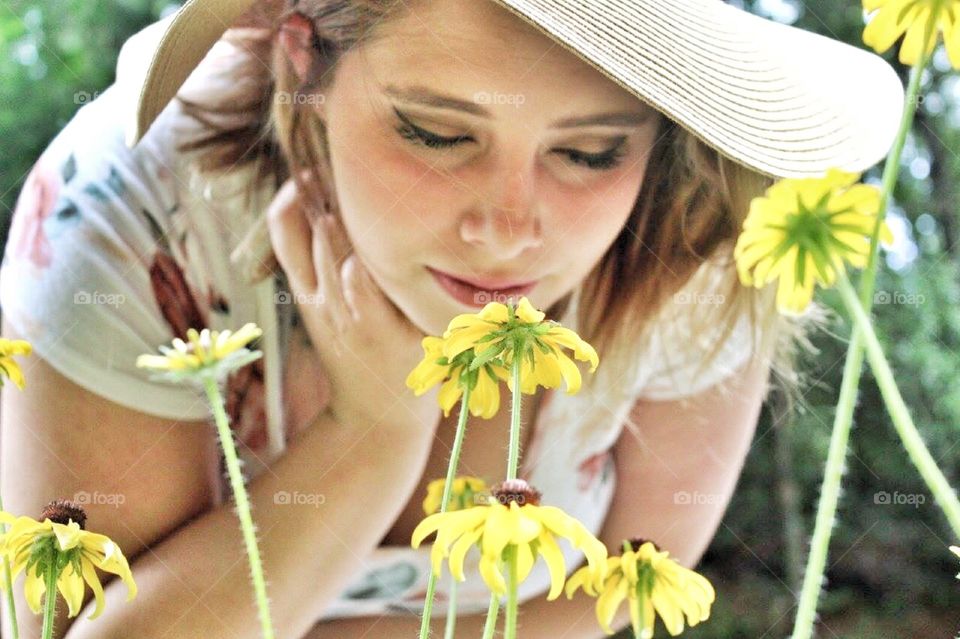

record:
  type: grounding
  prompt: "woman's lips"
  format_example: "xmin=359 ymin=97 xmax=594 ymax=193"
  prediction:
xmin=427 ymin=267 xmax=538 ymax=308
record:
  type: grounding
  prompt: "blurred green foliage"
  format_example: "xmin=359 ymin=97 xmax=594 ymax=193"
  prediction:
xmin=2 ymin=1 xmax=959 ymax=638
xmin=0 ymin=0 xmax=171 ymax=240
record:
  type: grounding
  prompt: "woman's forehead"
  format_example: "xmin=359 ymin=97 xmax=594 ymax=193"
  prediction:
xmin=368 ymin=0 xmax=586 ymax=74
xmin=356 ymin=0 xmax=647 ymax=112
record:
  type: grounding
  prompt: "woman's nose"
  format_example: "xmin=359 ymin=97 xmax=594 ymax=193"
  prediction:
xmin=459 ymin=161 xmax=544 ymax=258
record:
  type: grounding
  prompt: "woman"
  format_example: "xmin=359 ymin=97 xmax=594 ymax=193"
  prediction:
xmin=0 ymin=0 xmax=900 ymax=637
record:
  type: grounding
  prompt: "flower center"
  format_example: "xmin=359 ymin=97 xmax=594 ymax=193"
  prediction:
xmin=40 ymin=499 xmax=87 ymax=529
xmin=627 ymin=537 xmax=660 ymax=552
xmin=490 ymin=479 xmax=542 ymax=506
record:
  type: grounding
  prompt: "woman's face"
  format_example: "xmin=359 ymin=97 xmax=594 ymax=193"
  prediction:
xmin=314 ymin=0 xmax=663 ymax=335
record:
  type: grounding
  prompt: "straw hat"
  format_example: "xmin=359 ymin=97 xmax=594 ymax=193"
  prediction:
xmin=129 ymin=0 xmax=904 ymax=178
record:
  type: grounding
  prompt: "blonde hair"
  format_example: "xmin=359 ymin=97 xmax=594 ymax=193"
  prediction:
xmin=176 ymin=0 xmax=815 ymax=410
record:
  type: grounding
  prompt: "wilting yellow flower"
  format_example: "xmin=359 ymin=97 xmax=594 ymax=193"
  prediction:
xmin=412 ymin=479 xmax=607 ymax=599
xmin=0 ymin=338 xmax=32 ymax=390
xmin=423 ymin=476 xmax=488 ymax=515
xmin=137 ymin=323 xmax=263 ymax=384
xmin=566 ymin=540 xmax=714 ymax=638
xmin=442 ymin=297 xmax=599 ymax=395
xmin=734 ymin=168 xmax=893 ymax=314
xmin=862 ymin=0 xmax=960 ymax=68
xmin=0 ymin=500 xmax=136 ymax=619
xmin=406 ymin=335 xmax=509 ymax=419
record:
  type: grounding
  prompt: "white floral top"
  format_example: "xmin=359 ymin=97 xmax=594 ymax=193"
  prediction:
xmin=0 ymin=16 xmax=755 ymax=621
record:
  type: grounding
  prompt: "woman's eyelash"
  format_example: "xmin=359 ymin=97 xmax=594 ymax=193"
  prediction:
xmin=393 ymin=112 xmax=628 ymax=171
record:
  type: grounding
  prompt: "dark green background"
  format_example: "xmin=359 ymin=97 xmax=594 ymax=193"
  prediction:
xmin=1 ymin=1 xmax=958 ymax=636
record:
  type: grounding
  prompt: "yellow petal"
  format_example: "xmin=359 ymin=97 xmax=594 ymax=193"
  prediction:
xmin=596 ymin=573 xmax=629 ymax=634
xmin=468 ymin=367 xmax=502 ymax=419
xmin=92 ymin=538 xmax=137 ymax=602
xmin=482 ymin=504 xmax=517 ymax=560
xmin=80 ymin=558 xmax=107 ymax=620
xmin=479 ymin=552 xmax=507 ymax=595
xmin=24 ymin=568 xmax=45 ymax=614
xmin=448 ymin=527 xmax=483 ymax=582
xmin=543 ymin=327 xmax=599 ymax=372
xmin=536 ymin=531 xmax=567 ymax=600
xmin=56 ymin=561 xmax=86 ymax=618
xmin=515 ymin=542 xmax=536 ymax=584
xmin=554 ymin=350 xmax=584 ymax=395
xmin=437 ymin=376 xmax=464 ymax=418
xmin=515 ymin=297 xmax=546 ymax=323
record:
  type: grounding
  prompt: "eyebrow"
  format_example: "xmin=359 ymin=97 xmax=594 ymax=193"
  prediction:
xmin=383 ymin=84 xmax=653 ymax=129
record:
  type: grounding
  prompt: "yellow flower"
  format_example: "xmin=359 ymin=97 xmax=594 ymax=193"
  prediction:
xmin=0 ymin=337 xmax=32 ymax=390
xmin=862 ymin=0 xmax=960 ymax=68
xmin=422 ymin=476 xmax=488 ymax=515
xmin=406 ymin=335 xmax=509 ymax=419
xmin=442 ymin=297 xmax=599 ymax=395
xmin=137 ymin=323 xmax=263 ymax=384
xmin=734 ymin=168 xmax=893 ymax=314
xmin=566 ymin=540 xmax=715 ymax=638
xmin=0 ymin=500 xmax=136 ymax=620
xmin=950 ymin=545 xmax=960 ymax=578
xmin=412 ymin=479 xmax=607 ymax=599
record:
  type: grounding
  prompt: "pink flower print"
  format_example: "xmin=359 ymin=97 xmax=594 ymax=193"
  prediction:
xmin=8 ymin=155 xmax=63 ymax=269
xmin=577 ymin=449 xmax=613 ymax=492
xmin=149 ymin=251 xmax=267 ymax=451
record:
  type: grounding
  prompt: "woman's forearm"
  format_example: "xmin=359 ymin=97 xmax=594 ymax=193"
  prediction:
xmin=62 ymin=411 xmax=435 ymax=639
xmin=305 ymin=578 xmax=631 ymax=639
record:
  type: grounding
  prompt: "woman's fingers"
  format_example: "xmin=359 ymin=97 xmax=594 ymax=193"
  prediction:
xmin=266 ymin=178 xmax=316 ymax=294
xmin=310 ymin=214 xmax=351 ymax=327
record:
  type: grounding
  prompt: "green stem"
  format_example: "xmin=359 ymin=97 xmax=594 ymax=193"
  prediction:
xmin=504 ymin=547 xmax=519 ymax=639
xmin=203 ymin=378 xmax=275 ymax=639
xmin=443 ymin=577 xmax=459 ymax=639
xmin=835 ymin=275 xmax=960 ymax=535
xmin=507 ymin=353 xmax=523 ymax=480
xmin=419 ymin=387 xmax=472 ymax=639
xmin=0 ymin=494 xmax=20 ymax=639
xmin=40 ymin=558 xmax=56 ymax=639
xmin=481 ymin=592 xmax=500 ymax=639
xmin=789 ymin=330 xmax=866 ymax=639
xmin=790 ymin=47 xmax=931 ymax=639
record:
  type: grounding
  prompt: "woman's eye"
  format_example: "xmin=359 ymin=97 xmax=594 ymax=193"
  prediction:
xmin=395 ymin=122 xmax=471 ymax=150
xmin=554 ymin=142 xmax=628 ymax=170
xmin=393 ymin=110 xmax=627 ymax=171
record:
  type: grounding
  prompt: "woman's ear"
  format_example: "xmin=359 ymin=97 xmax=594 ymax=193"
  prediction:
xmin=278 ymin=13 xmax=317 ymax=86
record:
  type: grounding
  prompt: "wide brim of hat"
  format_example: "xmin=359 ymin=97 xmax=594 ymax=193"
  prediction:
xmin=131 ymin=0 xmax=904 ymax=179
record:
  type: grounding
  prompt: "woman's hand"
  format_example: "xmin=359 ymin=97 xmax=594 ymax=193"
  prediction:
xmin=266 ymin=176 xmax=442 ymax=436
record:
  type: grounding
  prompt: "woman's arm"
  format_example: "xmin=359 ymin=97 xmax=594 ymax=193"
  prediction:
xmin=0 ymin=334 xmax=439 ymax=639
xmin=599 ymin=355 xmax=770 ymax=569
xmin=305 ymin=358 xmax=770 ymax=638
xmin=56 ymin=406 xmax=438 ymax=639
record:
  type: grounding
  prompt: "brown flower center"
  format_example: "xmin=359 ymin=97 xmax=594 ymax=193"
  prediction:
xmin=627 ymin=537 xmax=660 ymax=552
xmin=490 ymin=479 xmax=542 ymax=507
xmin=40 ymin=499 xmax=87 ymax=529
